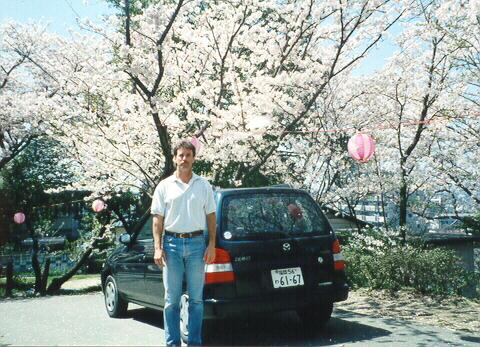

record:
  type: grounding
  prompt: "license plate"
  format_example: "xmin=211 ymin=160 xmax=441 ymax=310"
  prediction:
xmin=271 ymin=267 xmax=304 ymax=288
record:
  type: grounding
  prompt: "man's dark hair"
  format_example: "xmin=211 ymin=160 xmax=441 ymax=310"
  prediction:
xmin=173 ymin=139 xmax=196 ymax=157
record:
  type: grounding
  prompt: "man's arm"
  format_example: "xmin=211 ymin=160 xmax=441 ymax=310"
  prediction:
xmin=152 ymin=214 xmax=166 ymax=267
xmin=204 ymin=212 xmax=216 ymax=264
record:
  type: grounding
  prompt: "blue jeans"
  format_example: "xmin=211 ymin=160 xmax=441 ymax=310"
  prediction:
xmin=163 ymin=235 xmax=206 ymax=346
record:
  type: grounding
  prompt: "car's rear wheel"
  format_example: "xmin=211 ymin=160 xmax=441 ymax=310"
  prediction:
xmin=297 ymin=301 xmax=333 ymax=330
xmin=179 ymin=293 xmax=189 ymax=343
xmin=180 ymin=294 xmax=212 ymax=344
xmin=104 ymin=275 xmax=128 ymax=318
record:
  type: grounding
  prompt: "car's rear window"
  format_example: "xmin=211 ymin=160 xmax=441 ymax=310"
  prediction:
xmin=221 ymin=192 xmax=330 ymax=239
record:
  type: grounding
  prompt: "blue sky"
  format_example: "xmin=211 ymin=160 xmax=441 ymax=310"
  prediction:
xmin=0 ymin=0 xmax=116 ymax=36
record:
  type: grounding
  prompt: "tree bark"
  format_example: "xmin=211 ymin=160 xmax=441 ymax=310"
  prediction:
xmin=399 ymin=164 xmax=408 ymax=243
xmin=4 ymin=259 xmax=14 ymax=297
xmin=39 ymin=257 xmax=50 ymax=296
xmin=152 ymin=114 xmax=174 ymax=179
xmin=46 ymin=200 xmax=151 ymax=294
xmin=27 ymin=218 xmax=43 ymax=295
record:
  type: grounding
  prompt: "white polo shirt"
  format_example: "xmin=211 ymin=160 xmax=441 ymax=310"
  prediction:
xmin=150 ymin=172 xmax=216 ymax=233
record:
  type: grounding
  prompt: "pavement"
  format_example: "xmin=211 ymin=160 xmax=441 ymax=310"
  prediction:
xmin=1 ymin=278 xmax=479 ymax=346
xmin=1 ymin=292 xmax=480 ymax=346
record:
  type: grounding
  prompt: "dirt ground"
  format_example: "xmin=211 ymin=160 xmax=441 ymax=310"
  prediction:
xmin=337 ymin=288 xmax=480 ymax=334
xmin=61 ymin=276 xmax=101 ymax=290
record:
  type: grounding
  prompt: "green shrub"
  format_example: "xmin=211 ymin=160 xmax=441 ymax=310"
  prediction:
xmin=343 ymin=228 xmax=471 ymax=296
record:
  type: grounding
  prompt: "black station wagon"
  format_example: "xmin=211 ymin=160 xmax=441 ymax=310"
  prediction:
xmin=102 ymin=186 xmax=348 ymax=342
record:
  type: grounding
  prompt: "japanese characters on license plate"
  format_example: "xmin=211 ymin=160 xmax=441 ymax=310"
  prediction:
xmin=271 ymin=267 xmax=304 ymax=288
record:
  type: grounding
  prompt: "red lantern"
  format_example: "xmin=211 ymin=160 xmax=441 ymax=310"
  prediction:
xmin=348 ymin=133 xmax=376 ymax=163
xmin=92 ymin=199 xmax=105 ymax=213
xmin=13 ymin=212 xmax=25 ymax=224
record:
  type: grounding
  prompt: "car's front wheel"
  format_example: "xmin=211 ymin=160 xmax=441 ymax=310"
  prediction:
xmin=104 ymin=275 xmax=128 ymax=318
xmin=297 ymin=302 xmax=333 ymax=330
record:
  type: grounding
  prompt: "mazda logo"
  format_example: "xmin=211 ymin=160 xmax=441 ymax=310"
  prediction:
xmin=282 ymin=243 xmax=291 ymax=252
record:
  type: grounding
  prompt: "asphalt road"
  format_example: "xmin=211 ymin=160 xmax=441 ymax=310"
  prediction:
xmin=1 ymin=292 xmax=479 ymax=346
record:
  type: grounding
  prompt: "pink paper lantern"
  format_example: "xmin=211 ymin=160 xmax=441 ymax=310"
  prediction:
xmin=190 ymin=136 xmax=202 ymax=156
xmin=13 ymin=212 xmax=26 ymax=224
xmin=92 ymin=199 xmax=105 ymax=213
xmin=348 ymin=133 xmax=376 ymax=163
xmin=287 ymin=204 xmax=303 ymax=220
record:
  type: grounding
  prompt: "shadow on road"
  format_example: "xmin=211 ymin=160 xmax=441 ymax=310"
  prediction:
xmin=337 ymin=309 xmax=479 ymax=347
xmin=126 ymin=306 xmax=391 ymax=346
xmin=127 ymin=307 xmax=165 ymax=329
xmin=204 ymin=310 xmax=392 ymax=346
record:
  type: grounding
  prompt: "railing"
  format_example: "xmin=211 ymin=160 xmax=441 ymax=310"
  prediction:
xmin=0 ymin=251 xmax=76 ymax=273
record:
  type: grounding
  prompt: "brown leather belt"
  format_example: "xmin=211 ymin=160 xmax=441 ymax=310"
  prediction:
xmin=164 ymin=230 xmax=203 ymax=239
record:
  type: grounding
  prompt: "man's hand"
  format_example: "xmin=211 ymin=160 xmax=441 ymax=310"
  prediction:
xmin=204 ymin=243 xmax=216 ymax=264
xmin=154 ymin=249 xmax=166 ymax=267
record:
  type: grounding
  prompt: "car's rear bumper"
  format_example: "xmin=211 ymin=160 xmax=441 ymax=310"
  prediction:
xmin=203 ymin=282 xmax=348 ymax=319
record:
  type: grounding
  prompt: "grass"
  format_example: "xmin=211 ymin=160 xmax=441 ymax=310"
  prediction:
xmin=0 ymin=273 xmax=98 ymax=283
xmin=0 ymin=273 xmax=101 ymax=298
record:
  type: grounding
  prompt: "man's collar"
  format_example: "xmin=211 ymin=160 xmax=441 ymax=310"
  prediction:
xmin=171 ymin=172 xmax=199 ymax=183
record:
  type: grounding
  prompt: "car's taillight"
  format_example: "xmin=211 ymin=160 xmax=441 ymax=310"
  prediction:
xmin=332 ymin=239 xmax=346 ymax=271
xmin=205 ymin=248 xmax=235 ymax=284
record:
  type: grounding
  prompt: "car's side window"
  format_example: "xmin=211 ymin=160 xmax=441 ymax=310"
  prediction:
xmin=136 ymin=216 xmax=154 ymax=240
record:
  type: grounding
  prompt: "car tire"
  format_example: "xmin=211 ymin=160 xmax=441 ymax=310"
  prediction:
xmin=180 ymin=293 xmax=189 ymax=344
xmin=297 ymin=301 xmax=333 ymax=330
xmin=180 ymin=294 xmax=211 ymax=344
xmin=104 ymin=275 xmax=128 ymax=318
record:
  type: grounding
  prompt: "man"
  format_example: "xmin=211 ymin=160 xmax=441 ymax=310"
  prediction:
xmin=151 ymin=139 xmax=216 ymax=346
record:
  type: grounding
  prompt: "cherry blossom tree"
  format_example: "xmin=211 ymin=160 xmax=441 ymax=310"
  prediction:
xmin=40 ymin=0 xmax=405 ymax=209
xmin=14 ymin=0 xmax=480 ymax=293
xmin=299 ymin=1 xmax=477 ymax=240
xmin=426 ymin=0 xmax=480 ymax=231
xmin=10 ymin=0 xmax=476 ymax=244
xmin=3 ymin=1 xmax=477 ymax=272
xmin=0 ymin=22 xmax=53 ymax=170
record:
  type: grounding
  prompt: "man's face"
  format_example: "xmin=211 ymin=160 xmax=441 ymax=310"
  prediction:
xmin=175 ymin=147 xmax=195 ymax=172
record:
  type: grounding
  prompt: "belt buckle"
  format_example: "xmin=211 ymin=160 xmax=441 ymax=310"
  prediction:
xmin=179 ymin=233 xmax=188 ymax=239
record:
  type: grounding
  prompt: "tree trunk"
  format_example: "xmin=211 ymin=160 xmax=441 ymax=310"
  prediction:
xmin=4 ymin=259 xmax=14 ymax=297
xmin=47 ymin=248 xmax=94 ymax=293
xmin=346 ymin=200 xmax=362 ymax=233
xmin=374 ymin=156 xmax=389 ymax=231
xmin=25 ymin=218 xmax=43 ymax=294
xmin=31 ymin=239 xmax=43 ymax=294
xmin=399 ymin=166 xmax=408 ymax=244
xmin=46 ymin=206 xmax=151 ymax=294
xmin=39 ymin=257 xmax=50 ymax=296
xmin=46 ymin=226 xmax=107 ymax=294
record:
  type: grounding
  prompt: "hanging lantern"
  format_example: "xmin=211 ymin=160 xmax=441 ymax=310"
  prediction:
xmin=13 ymin=212 xmax=25 ymax=224
xmin=190 ymin=136 xmax=202 ymax=156
xmin=348 ymin=133 xmax=376 ymax=163
xmin=92 ymin=199 xmax=105 ymax=213
xmin=287 ymin=204 xmax=303 ymax=220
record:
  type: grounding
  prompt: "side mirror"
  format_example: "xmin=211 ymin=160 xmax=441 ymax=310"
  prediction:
xmin=119 ymin=233 xmax=131 ymax=245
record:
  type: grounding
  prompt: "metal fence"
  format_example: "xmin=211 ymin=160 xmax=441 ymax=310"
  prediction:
xmin=0 ymin=251 xmax=76 ymax=274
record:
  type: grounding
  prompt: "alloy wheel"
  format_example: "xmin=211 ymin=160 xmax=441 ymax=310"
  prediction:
xmin=105 ymin=281 xmax=116 ymax=312
xmin=180 ymin=293 xmax=189 ymax=341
